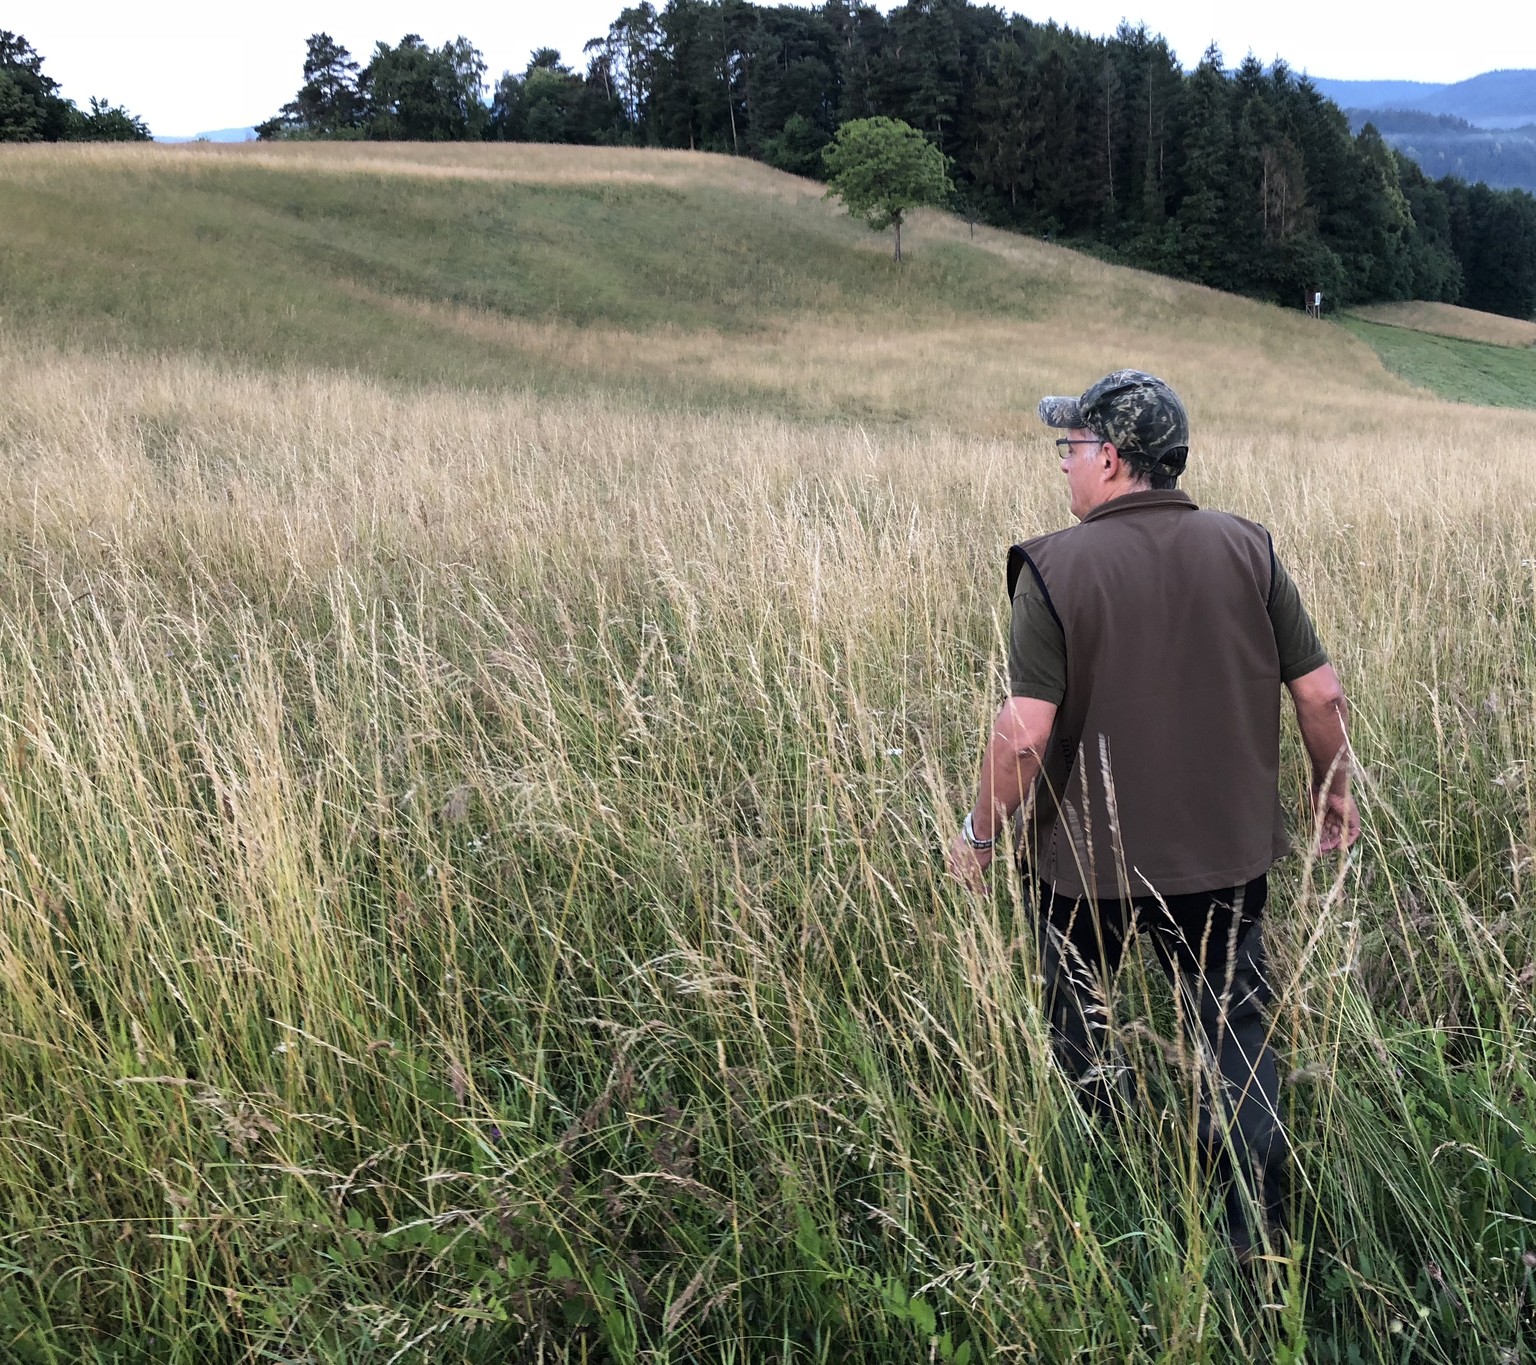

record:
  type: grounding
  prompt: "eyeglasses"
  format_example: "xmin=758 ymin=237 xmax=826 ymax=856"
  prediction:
xmin=1054 ymin=437 xmax=1105 ymax=451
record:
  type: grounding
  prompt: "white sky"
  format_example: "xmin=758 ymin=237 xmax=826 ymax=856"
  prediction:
xmin=8 ymin=0 xmax=1526 ymax=139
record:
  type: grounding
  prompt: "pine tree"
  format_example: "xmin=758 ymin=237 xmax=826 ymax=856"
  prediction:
xmin=292 ymin=35 xmax=363 ymax=135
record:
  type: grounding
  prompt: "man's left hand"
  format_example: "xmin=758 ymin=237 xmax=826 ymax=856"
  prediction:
xmin=947 ymin=830 xmax=993 ymax=893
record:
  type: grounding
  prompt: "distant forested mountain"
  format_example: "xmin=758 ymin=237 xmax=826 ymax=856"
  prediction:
xmin=1313 ymin=69 xmax=1536 ymax=192
xmin=254 ymin=4 xmax=1536 ymax=321
xmin=1349 ymin=110 xmax=1536 ymax=193
xmin=1314 ymin=69 xmax=1536 ymax=128
xmin=1310 ymin=78 xmax=1448 ymax=111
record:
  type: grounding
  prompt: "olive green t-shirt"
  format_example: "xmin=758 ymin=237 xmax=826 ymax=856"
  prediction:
xmin=1009 ymin=554 xmax=1328 ymax=703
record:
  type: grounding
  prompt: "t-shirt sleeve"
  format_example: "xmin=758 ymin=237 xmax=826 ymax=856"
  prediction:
xmin=1009 ymin=572 xmax=1067 ymax=702
xmin=1268 ymin=554 xmax=1329 ymax=683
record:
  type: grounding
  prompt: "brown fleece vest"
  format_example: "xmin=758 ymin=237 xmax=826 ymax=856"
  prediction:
xmin=1009 ymin=490 xmax=1289 ymax=899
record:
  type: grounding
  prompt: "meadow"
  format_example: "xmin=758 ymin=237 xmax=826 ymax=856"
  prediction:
xmin=1 ymin=142 xmax=1535 ymax=1364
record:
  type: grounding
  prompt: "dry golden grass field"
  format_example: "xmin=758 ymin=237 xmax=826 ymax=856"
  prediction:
xmin=1 ymin=142 xmax=1535 ymax=1364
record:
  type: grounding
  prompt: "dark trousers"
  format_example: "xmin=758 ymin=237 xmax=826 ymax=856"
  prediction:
xmin=1033 ymin=874 xmax=1288 ymax=1251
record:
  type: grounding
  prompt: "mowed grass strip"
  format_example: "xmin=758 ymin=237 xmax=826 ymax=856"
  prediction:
xmin=1339 ymin=314 xmax=1536 ymax=409
xmin=1349 ymin=299 xmax=1536 ymax=348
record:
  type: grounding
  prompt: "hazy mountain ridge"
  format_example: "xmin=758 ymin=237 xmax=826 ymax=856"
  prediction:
xmin=1311 ymin=70 xmax=1536 ymax=129
xmin=1309 ymin=78 xmax=1449 ymax=109
xmin=156 ymin=126 xmax=256 ymax=144
xmin=1304 ymin=70 xmax=1536 ymax=193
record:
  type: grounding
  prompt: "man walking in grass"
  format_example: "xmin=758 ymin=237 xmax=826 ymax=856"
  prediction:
xmin=946 ymin=369 xmax=1360 ymax=1258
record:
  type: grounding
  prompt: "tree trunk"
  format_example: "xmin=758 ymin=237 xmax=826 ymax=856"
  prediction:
xmin=1102 ymin=60 xmax=1117 ymax=213
xmin=723 ymin=61 xmax=738 ymax=155
xmin=893 ymin=212 xmax=902 ymax=262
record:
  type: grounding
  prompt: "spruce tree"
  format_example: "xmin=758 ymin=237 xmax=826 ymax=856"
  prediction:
xmin=1173 ymin=47 xmax=1235 ymax=287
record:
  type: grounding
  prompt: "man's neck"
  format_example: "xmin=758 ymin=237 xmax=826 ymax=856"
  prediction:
xmin=1081 ymin=481 xmax=1155 ymax=518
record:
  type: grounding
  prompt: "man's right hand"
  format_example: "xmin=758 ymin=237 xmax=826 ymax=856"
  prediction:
xmin=946 ymin=829 xmax=993 ymax=893
xmin=1287 ymin=664 xmax=1360 ymax=854
xmin=1311 ymin=786 xmax=1360 ymax=852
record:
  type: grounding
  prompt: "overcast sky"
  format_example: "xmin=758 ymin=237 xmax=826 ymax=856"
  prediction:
xmin=9 ymin=0 xmax=1526 ymax=139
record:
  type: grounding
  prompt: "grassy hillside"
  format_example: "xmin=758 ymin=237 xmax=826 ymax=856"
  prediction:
xmin=1 ymin=149 xmax=1040 ymax=334
xmin=2 ymin=144 xmax=1536 ymax=1365
xmin=0 ymin=142 xmax=1397 ymax=429
xmin=0 ymin=143 xmax=1048 ymax=413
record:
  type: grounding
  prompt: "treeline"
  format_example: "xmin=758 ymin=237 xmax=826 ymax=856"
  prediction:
xmin=256 ymin=2 xmax=1536 ymax=320
xmin=0 ymin=32 xmax=150 ymax=142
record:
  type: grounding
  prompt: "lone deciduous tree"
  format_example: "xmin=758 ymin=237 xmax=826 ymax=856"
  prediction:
xmin=822 ymin=116 xmax=953 ymax=262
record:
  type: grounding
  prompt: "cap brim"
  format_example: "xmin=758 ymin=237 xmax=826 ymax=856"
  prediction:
xmin=1037 ymin=396 xmax=1084 ymax=428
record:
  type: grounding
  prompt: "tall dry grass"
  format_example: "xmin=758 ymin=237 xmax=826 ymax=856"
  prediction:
xmin=0 ymin=139 xmax=828 ymax=197
xmin=1 ymin=148 xmax=1535 ymax=1363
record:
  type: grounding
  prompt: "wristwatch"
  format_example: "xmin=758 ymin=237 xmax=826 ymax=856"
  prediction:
xmin=961 ymin=811 xmax=995 ymax=851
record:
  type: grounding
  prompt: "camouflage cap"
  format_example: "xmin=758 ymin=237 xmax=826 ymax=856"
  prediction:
xmin=1037 ymin=369 xmax=1190 ymax=476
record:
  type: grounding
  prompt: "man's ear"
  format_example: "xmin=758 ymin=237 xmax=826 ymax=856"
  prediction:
xmin=1101 ymin=442 xmax=1119 ymax=476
